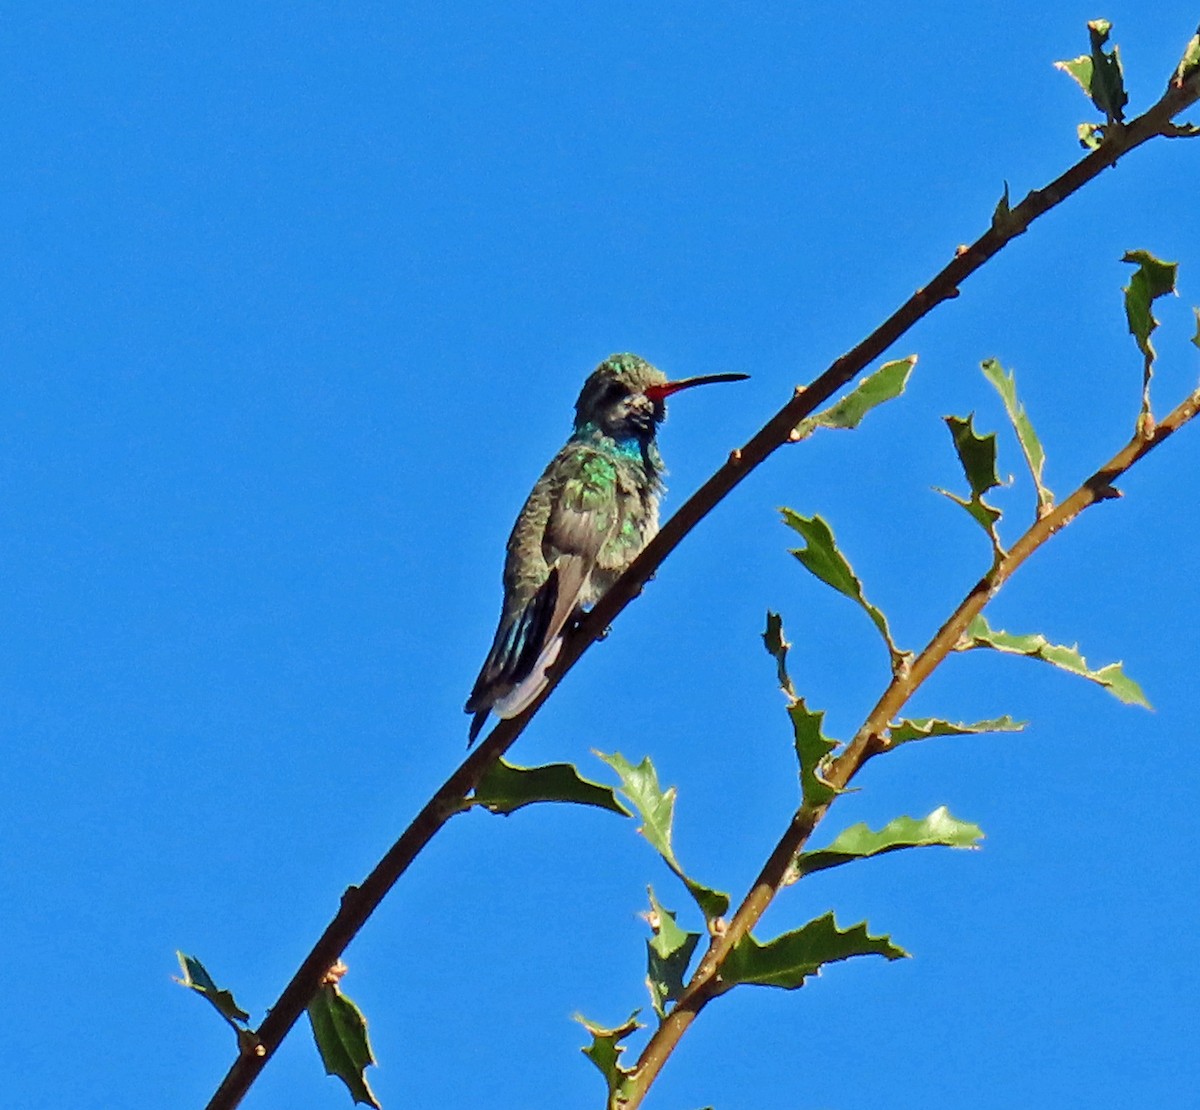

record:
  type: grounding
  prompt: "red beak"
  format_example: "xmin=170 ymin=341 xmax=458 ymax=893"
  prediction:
xmin=643 ymin=372 xmax=750 ymax=402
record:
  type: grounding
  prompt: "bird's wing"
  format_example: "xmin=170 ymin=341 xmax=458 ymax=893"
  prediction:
xmin=466 ymin=446 xmax=624 ymax=736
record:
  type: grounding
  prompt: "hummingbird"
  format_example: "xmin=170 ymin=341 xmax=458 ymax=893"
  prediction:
xmin=465 ymin=352 xmax=748 ymax=743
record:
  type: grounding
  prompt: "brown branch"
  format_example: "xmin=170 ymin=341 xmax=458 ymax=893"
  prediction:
xmin=618 ymin=386 xmax=1200 ymax=1108
xmin=202 ymin=70 xmax=1200 ymax=1110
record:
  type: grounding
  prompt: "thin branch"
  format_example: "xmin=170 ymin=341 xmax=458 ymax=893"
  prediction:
xmin=619 ymin=385 xmax=1200 ymax=1109
xmin=203 ymin=71 xmax=1200 ymax=1110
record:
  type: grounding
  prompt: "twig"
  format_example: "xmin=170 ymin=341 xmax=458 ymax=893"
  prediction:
xmin=618 ymin=384 xmax=1200 ymax=1109
xmin=203 ymin=71 xmax=1200 ymax=1110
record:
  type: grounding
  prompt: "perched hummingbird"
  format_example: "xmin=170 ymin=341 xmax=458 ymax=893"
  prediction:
xmin=465 ymin=352 xmax=748 ymax=743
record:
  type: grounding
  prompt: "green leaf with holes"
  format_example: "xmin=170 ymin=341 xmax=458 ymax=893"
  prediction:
xmin=577 ymin=1011 xmax=642 ymax=1102
xmin=762 ymin=610 xmax=796 ymax=698
xmin=888 ymin=715 xmax=1025 ymax=746
xmin=957 ymin=614 xmax=1151 ymax=708
xmin=794 ymin=807 xmax=983 ymax=878
xmin=175 ymin=952 xmax=250 ymax=1027
xmin=597 ymin=752 xmax=730 ymax=921
xmin=722 ymin=913 xmax=908 ymax=989
xmin=781 ymin=510 xmax=904 ymax=663
xmin=468 ymin=758 xmax=630 ymax=817
xmin=1055 ymin=19 xmax=1127 ymax=124
xmin=981 ymin=359 xmax=1052 ymax=514
xmin=645 ymin=888 xmax=701 ymax=1019
xmin=308 ymin=985 xmax=380 ymax=1109
xmin=937 ymin=414 xmax=1003 ymax=553
xmin=794 ymin=357 xmax=916 ymax=437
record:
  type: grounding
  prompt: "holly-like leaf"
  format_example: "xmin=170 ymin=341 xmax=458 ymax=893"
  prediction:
xmin=597 ymin=752 xmax=730 ymax=921
xmin=307 ymin=984 xmax=380 ymax=1109
xmin=1055 ymin=19 xmax=1127 ymax=125
xmin=781 ymin=509 xmax=906 ymax=666
xmin=762 ymin=610 xmax=796 ymax=698
xmin=721 ymin=913 xmax=908 ymax=990
xmin=789 ymin=698 xmax=839 ymax=808
xmin=936 ymin=414 xmax=1004 ymax=556
xmin=645 ymin=888 xmax=701 ymax=1019
xmin=1123 ymin=250 xmax=1179 ymax=423
xmin=981 ymin=359 xmax=1053 ymax=515
xmin=577 ymin=1010 xmax=642 ymax=1101
xmin=888 ymin=715 xmax=1025 ymax=746
xmin=1173 ymin=24 xmax=1200 ymax=87
xmin=957 ymin=614 xmax=1151 ymax=708
xmin=467 ymin=758 xmax=631 ymax=817
xmin=794 ymin=807 xmax=983 ymax=878
xmin=793 ymin=357 xmax=916 ymax=437
xmin=175 ymin=951 xmax=250 ymax=1027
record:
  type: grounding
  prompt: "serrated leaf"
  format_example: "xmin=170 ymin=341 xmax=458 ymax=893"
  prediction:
xmin=307 ymin=985 xmax=380 ymax=1110
xmin=722 ymin=912 xmax=908 ymax=990
xmin=1123 ymin=250 xmax=1179 ymax=422
xmin=888 ymin=715 xmax=1025 ymax=745
xmin=957 ymin=614 xmax=1151 ymax=708
xmin=794 ymin=807 xmax=983 ymax=878
xmin=981 ymin=359 xmax=1053 ymax=515
xmin=937 ymin=414 xmax=1004 ymax=555
xmin=1173 ymin=24 xmax=1200 ymax=87
xmin=175 ymin=952 xmax=250 ymax=1026
xmin=762 ymin=610 xmax=796 ymax=698
xmin=597 ymin=752 xmax=730 ymax=921
xmin=645 ymin=888 xmax=701 ymax=1019
xmin=1055 ymin=20 xmax=1126 ymax=124
xmin=793 ymin=356 xmax=916 ymax=437
xmin=781 ymin=509 xmax=905 ymax=665
xmin=468 ymin=757 xmax=631 ymax=817
xmin=577 ymin=1010 xmax=642 ymax=1100
xmin=789 ymin=698 xmax=839 ymax=808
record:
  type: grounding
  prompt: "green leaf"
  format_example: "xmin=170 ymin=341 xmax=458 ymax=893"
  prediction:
xmin=794 ymin=807 xmax=983 ymax=878
xmin=577 ymin=1010 xmax=642 ymax=1101
xmin=1055 ymin=19 xmax=1127 ymax=124
xmin=597 ymin=752 xmax=730 ymax=921
xmin=761 ymin=610 xmax=796 ymax=698
xmin=936 ymin=414 xmax=1003 ymax=555
xmin=980 ymin=359 xmax=1053 ymax=515
xmin=781 ymin=509 xmax=906 ymax=665
xmin=307 ymin=984 xmax=380 ymax=1110
xmin=1123 ymin=250 xmax=1179 ymax=421
xmin=888 ymin=715 xmax=1025 ymax=746
xmin=645 ymin=888 xmax=701 ymax=1019
xmin=789 ymin=698 xmax=839 ymax=808
xmin=1173 ymin=24 xmax=1200 ymax=87
xmin=175 ymin=951 xmax=250 ymax=1026
xmin=793 ymin=356 xmax=916 ymax=437
xmin=1076 ymin=122 xmax=1105 ymax=150
xmin=1192 ymin=307 xmax=1200 ymax=350
xmin=957 ymin=614 xmax=1151 ymax=708
xmin=468 ymin=757 xmax=631 ymax=817
xmin=722 ymin=912 xmax=908 ymax=990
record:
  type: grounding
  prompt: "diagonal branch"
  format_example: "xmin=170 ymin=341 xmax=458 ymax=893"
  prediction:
xmin=618 ymin=384 xmax=1200 ymax=1109
xmin=203 ymin=70 xmax=1200 ymax=1110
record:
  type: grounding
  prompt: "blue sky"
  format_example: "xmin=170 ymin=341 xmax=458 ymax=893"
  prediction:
xmin=2 ymin=5 xmax=1198 ymax=1109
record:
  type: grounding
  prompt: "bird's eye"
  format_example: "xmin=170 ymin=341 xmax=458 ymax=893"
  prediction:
xmin=601 ymin=381 xmax=629 ymax=404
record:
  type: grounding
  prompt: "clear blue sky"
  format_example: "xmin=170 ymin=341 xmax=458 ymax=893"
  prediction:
xmin=2 ymin=5 xmax=1198 ymax=1109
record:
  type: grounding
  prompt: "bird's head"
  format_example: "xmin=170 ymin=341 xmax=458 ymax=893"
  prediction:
xmin=573 ymin=353 xmax=748 ymax=442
